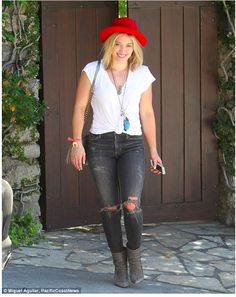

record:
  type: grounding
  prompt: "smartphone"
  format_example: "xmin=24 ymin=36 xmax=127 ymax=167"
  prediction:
xmin=150 ymin=160 xmax=166 ymax=175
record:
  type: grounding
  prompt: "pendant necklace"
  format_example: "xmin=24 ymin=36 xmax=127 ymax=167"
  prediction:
xmin=110 ymin=68 xmax=130 ymax=131
xmin=111 ymin=68 xmax=127 ymax=95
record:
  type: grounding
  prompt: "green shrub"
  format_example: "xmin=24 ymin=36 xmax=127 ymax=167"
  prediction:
xmin=2 ymin=71 xmax=47 ymax=160
xmin=2 ymin=72 xmax=46 ymax=133
xmin=213 ymin=1 xmax=235 ymax=178
xmin=9 ymin=209 xmax=45 ymax=247
xmin=213 ymin=100 xmax=235 ymax=176
xmin=119 ymin=0 xmax=127 ymax=17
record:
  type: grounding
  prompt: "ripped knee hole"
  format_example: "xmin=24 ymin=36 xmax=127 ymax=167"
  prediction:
xmin=123 ymin=197 xmax=139 ymax=211
xmin=100 ymin=204 xmax=120 ymax=212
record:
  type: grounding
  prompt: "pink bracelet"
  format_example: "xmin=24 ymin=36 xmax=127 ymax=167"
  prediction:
xmin=67 ymin=137 xmax=81 ymax=142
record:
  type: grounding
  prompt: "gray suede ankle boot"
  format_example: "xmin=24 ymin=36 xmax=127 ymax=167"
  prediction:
xmin=112 ymin=249 xmax=129 ymax=288
xmin=127 ymin=246 xmax=144 ymax=284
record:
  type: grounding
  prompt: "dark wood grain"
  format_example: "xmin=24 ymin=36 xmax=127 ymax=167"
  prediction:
xmin=128 ymin=1 xmax=219 ymax=223
xmin=41 ymin=1 xmax=117 ymax=230
xmin=41 ymin=1 xmax=219 ymax=229
xmin=184 ymin=6 xmax=201 ymax=202
xmin=162 ymin=6 xmax=184 ymax=204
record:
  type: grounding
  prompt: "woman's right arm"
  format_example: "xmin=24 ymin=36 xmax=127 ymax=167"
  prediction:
xmin=71 ymin=71 xmax=91 ymax=171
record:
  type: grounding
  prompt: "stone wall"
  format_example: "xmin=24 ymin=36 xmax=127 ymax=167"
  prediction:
xmin=2 ymin=1 xmax=42 ymax=222
xmin=215 ymin=1 xmax=235 ymax=227
xmin=2 ymin=128 xmax=41 ymax=219
xmin=218 ymin=158 xmax=235 ymax=226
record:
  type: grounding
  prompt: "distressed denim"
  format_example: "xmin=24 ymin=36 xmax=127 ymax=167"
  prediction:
xmin=87 ymin=132 xmax=145 ymax=252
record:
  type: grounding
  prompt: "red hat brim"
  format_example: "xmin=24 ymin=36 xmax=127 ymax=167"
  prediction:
xmin=100 ymin=26 xmax=147 ymax=47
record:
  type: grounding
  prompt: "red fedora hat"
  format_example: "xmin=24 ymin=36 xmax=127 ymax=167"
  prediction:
xmin=100 ymin=17 xmax=147 ymax=47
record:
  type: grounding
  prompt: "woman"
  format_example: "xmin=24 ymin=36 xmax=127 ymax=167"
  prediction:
xmin=70 ymin=17 xmax=163 ymax=288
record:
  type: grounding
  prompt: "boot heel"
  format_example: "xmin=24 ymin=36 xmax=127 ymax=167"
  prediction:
xmin=127 ymin=247 xmax=144 ymax=284
xmin=112 ymin=249 xmax=129 ymax=288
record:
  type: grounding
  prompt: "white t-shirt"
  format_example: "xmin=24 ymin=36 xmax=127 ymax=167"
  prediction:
xmin=82 ymin=60 xmax=156 ymax=135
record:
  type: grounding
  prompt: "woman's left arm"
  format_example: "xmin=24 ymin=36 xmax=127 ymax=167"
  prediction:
xmin=140 ymin=85 xmax=163 ymax=174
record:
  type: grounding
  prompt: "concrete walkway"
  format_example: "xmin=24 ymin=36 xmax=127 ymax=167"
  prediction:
xmin=2 ymin=221 xmax=235 ymax=294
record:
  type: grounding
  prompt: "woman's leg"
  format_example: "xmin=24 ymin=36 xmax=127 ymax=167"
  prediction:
xmin=117 ymin=137 xmax=145 ymax=250
xmin=117 ymin=136 xmax=145 ymax=284
xmin=87 ymin=134 xmax=124 ymax=253
xmin=87 ymin=134 xmax=129 ymax=287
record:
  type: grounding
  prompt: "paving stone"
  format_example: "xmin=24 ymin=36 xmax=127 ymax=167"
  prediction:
xmin=227 ymin=286 xmax=235 ymax=293
xmin=173 ymin=225 xmax=209 ymax=235
xmin=174 ymin=224 xmax=234 ymax=236
xmin=143 ymin=274 xmax=153 ymax=280
xmin=99 ymin=233 xmax=107 ymax=242
xmin=210 ymin=261 xmax=235 ymax=272
xmin=32 ymin=240 xmax=64 ymax=250
xmin=182 ymin=259 xmax=215 ymax=276
xmin=63 ymin=239 xmax=104 ymax=250
xmin=150 ymin=225 xmax=196 ymax=249
xmin=218 ymin=272 xmax=235 ymax=288
xmin=207 ymin=248 xmax=235 ymax=259
xmin=140 ymin=245 xmax=148 ymax=252
xmin=179 ymin=250 xmax=221 ymax=262
xmin=46 ymin=230 xmax=99 ymax=241
xmin=143 ymin=269 xmax=160 ymax=276
xmin=153 ymin=281 xmax=214 ymax=293
xmin=33 ymin=237 xmax=105 ymax=251
xmin=142 ymin=231 xmax=156 ymax=241
xmin=67 ymin=250 xmax=109 ymax=265
xmin=156 ymin=274 xmax=227 ymax=292
xmin=143 ymin=241 xmax=175 ymax=255
xmin=143 ymin=237 xmax=154 ymax=242
xmin=203 ymin=226 xmax=235 ymax=236
xmin=86 ymin=263 xmax=114 ymax=274
xmin=226 ymin=259 xmax=235 ymax=264
xmin=12 ymin=247 xmax=52 ymax=258
xmin=51 ymin=233 xmax=75 ymax=239
xmin=225 ymin=238 xmax=235 ymax=249
xmin=11 ymin=252 xmax=25 ymax=261
xmin=199 ymin=236 xmax=225 ymax=245
xmin=11 ymin=249 xmax=82 ymax=270
xmin=150 ymin=225 xmax=195 ymax=239
xmin=157 ymin=237 xmax=194 ymax=249
xmin=142 ymin=252 xmax=187 ymax=274
xmin=32 ymin=240 xmax=63 ymax=250
xmin=8 ymin=222 xmax=235 ymax=293
xmin=46 ymin=231 xmax=73 ymax=238
xmin=180 ymin=239 xmax=218 ymax=252
xmin=144 ymin=225 xmax=175 ymax=236
xmin=166 ymin=221 xmax=210 ymax=225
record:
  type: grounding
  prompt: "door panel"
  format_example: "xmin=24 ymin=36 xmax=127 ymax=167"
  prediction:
xmin=41 ymin=1 xmax=118 ymax=230
xmin=129 ymin=1 xmax=218 ymax=222
xmin=41 ymin=1 xmax=218 ymax=229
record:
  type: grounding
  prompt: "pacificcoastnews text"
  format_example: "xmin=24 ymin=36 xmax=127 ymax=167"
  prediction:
xmin=2 ymin=288 xmax=81 ymax=294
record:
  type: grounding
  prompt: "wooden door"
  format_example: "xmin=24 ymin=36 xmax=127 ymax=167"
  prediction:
xmin=129 ymin=1 xmax=219 ymax=222
xmin=41 ymin=1 xmax=219 ymax=230
xmin=41 ymin=1 xmax=118 ymax=230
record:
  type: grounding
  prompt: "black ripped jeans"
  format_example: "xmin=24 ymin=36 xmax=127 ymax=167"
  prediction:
xmin=87 ymin=132 xmax=145 ymax=253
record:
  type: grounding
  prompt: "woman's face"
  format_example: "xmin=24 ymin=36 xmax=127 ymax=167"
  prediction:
xmin=112 ymin=34 xmax=134 ymax=63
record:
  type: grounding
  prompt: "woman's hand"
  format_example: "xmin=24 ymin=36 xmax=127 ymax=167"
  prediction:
xmin=140 ymin=86 xmax=163 ymax=175
xmin=70 ymin=143 xmax=86 ymax=171
xmin=150 ymin=149 xmax=163 ymax=175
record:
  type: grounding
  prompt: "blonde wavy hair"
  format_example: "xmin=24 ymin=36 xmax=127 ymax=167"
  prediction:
xmin=102 ymin=33 xmax=143 ymax=71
